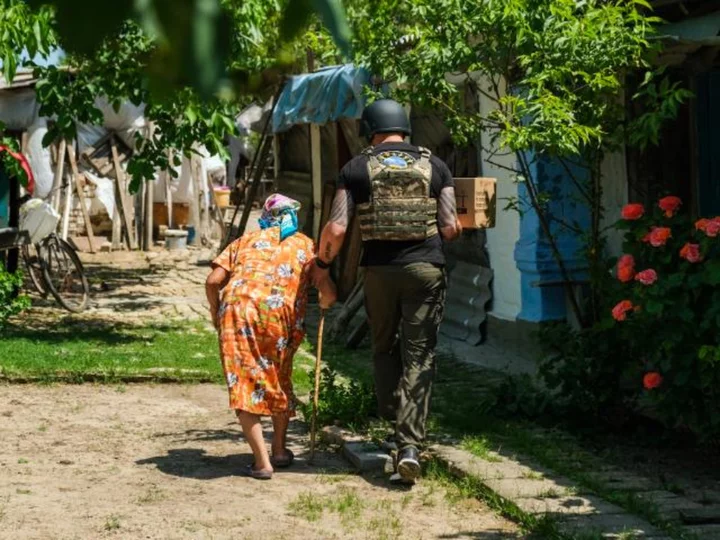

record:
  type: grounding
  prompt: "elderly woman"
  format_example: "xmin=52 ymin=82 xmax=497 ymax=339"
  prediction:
xmin=205 ymin=194 xmax=336 ymax=480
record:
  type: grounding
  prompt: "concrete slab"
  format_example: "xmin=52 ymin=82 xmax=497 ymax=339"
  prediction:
xmin=559 ymin=513 xmax=663 ymax=538
xmin=342 ymin=441 xmax=393 ymax=473
xmin=588 ymin=470 xmax=657 ymax=492
xmin=515 ymin=494 xmax=625 ymax=516
xmin=683 ymin=523 xmax=720 ymax=539
xmin=680 ymin=506 xmax=720 ymax=525
xmin=484 ymin=477 xmax=580 ymax=500
xmin=430 ymin=444 xmax=536 ymax=481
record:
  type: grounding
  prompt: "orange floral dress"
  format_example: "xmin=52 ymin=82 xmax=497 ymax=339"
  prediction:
xmin=212 ymin=227 xmax=314 ymax=416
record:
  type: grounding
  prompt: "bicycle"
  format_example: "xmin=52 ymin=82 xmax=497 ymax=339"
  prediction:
xmin=0 ymin=189 xmax=90 ymax=313
xmin=22 ymin=233 xmax=89 ymax=313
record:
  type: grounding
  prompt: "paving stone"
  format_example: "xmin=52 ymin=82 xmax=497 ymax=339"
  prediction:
xmin=559 ymin=513 xmax=663 ymax=538
xmin=515 ymin=494 xmax=625 ymax=516
xmin=588 ymin=470 xmax=657 ymax=492
xmin=680 ymin=506 xmax=720 ymax=525
xmin=320 ymin=425 xmax=362 ymax=446
xmin=484 ymin=477 xmax=580 ymax=499
xmin=430 ymin=444 xmax=534 ymax=480
xmin=683 ymin=523 xmax=720 ymax=539
xmin=342 ymin=441 xmax=393 ymax=473
xmin=635 ymin=490 xmax=705 ymax=515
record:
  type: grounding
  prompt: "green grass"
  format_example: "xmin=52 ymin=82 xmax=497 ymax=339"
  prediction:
xmin=0 ymin=319 xmax=315 ymax=393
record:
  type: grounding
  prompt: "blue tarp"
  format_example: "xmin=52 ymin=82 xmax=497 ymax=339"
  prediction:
xmin=272 ymin=64 xmax=369 ymax=133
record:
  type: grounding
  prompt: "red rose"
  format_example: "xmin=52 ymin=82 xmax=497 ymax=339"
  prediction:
xmin=658 ymin=196 xmax=682 ymax=218
xmin=616 ymin=254 xmax=635 ymax=283
xmin=612 ymin=300 xmax=634 ymax=322
xmin=705 ymin=221 xmax=720 ymax=238
xmin=680 ymin=242 xmax=703 ymax=263
xmin=643 ymin=372 xmax=663 ymax=390
xmin=635 ymin=269 xmax=657 ymax=286
xmin=695 ymin=218 xmax=710 ymax=232
xmin=644 ymin=227 xmax=672 ymax=247
xmin=621 ymin=203 xmax=644 ymax=221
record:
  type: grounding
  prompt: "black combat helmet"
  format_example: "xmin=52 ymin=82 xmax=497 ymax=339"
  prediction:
xmin=360 ymin=98 xmax=411 ymax=141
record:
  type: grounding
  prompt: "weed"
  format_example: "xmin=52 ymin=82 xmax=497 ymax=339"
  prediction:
xmin=17 ymin=458 xmax=28 ymax=464
xmin=538 ymin=488 xmax=562 ymax=499
xmin=368 ymin=515 xmax=402 ymax=540
xmin=522 ymin=471 xmax=544 ymax=481
xmin=400 ymin=494 xmax=413 ymax=509
xmin=288 ymin=492 xmax=324 ymax=522
xmin=115 ymin=385 xmax=127 ymax=394
xmin=16 ymin=488 xmax=31 ymax=495
xmin=461 ymin=436 xmax=501 ymax=462
xmin=298 ymin=367 xmax=376 ymax=429
xmin=37 ymin=424 xmax=47 ymax=432
xmin=136 ymin=485 xmax=165 ymax=504
xmin=328 ymin=487 xmax=364 ymax=524
xmin=104 ymin=515 xmax=121 ymax=531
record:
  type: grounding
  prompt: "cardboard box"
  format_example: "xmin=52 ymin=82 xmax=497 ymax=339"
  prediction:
xmin=453 ymin=177 xmax=497 ymax=229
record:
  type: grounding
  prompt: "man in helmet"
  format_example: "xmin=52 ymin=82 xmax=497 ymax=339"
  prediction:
xmin=311 ymin=98 xmax=462 ymax=484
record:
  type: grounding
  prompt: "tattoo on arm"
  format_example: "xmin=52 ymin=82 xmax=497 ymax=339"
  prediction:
xmin=437 ymin=186 xmax=458 ymax=228
xmin=328 ymin=189 xmax=354 ymax=228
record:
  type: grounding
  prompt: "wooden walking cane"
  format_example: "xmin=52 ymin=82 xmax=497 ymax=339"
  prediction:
xmin=309 ymin=308 xmax=327 ymax=462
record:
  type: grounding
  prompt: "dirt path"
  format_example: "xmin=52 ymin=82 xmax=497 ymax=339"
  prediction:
xmin=0 ymin=384 xmax=519 ymax=540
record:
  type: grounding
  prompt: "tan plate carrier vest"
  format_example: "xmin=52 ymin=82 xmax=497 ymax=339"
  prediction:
xmin=357 ymin=146 xmax=438 ymax=242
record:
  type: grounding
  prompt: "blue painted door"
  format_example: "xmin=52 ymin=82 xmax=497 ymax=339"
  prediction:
xmin=697 ymin=70 xmax=720 ymax=217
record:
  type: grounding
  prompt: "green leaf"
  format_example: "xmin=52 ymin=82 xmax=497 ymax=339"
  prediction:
xmin=279 ymin=0 xmax=314 ymax=42
xmin=311 ymin=0 xmax=352 ymax=57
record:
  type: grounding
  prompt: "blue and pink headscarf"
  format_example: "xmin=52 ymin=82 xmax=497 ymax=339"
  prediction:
xmin=258 ymin=194 xmax=301 ymax=240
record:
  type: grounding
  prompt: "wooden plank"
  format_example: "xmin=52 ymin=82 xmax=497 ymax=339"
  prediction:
xmin=60 ymin=168 xmax=72 ymax=241
xmin=51 ymin=140 xmax=67 ymax=213
xmin=310 ymin=123 xmax=323 ymax=241
xmin=110 ymin=135 xmax=137 ymax=250
xmin=66 ymin=144 xmax=96 ymax=253
xmin=145 ymin=170 xmax=153 ymax=251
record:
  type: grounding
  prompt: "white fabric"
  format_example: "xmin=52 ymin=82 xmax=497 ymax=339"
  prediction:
xmin=83 ymin=170 xmax=116 ymax=218
xmin=25 ymin=116 xmax=55 ymax=200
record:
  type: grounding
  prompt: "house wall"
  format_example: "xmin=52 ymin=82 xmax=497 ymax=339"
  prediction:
xmin=476 ymin=86 xmax=523 ymax=321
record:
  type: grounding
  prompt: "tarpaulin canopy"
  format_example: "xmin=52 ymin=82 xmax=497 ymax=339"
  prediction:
xmin=272 ymin=64 xmax=369 ymax=133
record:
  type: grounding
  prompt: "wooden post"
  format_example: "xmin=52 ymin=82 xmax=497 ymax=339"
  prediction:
xmin=166 ymin=150 xmax=173 ymax=228
xmin=272 ymin=134 xmax=280 ymax=189
xmin=51 ymin=140 xmax=67 ymax=213
xmin=66 ymin=143 xmax=96 ymax=253
xmin=138 ymin=178 xmax=147 ymax=250
xmin=110 ymin=135 xmax=137 ymax=250
xmin=310 ymin=123 xmax=322 ymax=241
xmin=60 ymin=166 xmax=72 ymax=241
xmin=145 ymin=170 xmax=153 ymax=250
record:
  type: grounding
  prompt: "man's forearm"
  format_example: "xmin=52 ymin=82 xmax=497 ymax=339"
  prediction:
xmin=318 ymin=222 xmax=347 ymax=263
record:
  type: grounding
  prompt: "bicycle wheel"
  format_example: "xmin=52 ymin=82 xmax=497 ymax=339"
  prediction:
xmin=41 ymin=236 xmax=89 ymax=312
xmin=22 ymin=244 xmax=48 ymax=296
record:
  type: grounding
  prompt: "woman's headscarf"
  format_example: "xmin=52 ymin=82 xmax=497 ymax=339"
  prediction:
xmin=258 ymin=193 xmax=301 ymax=240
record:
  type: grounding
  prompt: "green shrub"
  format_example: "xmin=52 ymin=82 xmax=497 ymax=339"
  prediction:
xmin=0 ymin=261 xmax=29 ymax=327
xmin=300 ymin=367 xmax=377 ymax=429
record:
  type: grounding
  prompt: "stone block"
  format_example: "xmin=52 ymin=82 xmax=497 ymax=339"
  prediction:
xmin=516 ymin=494 xmax=625 ymax=516
xmin=559 ymin=513 xmax=663 ymax=538
xmin=343 ymin=441 xmax=393 ymax=473
xmin=484 ymin=477 xmax=578 ymax=500
xmin=588 ymin=470 xmax=656 ymax=492
xmin=430 ymin=444 xmax=534 ymax=480
xmin=683 ymin=523 xmax=720 ymax=539
xmin=680 ymin=506 xmax=720 ymax=525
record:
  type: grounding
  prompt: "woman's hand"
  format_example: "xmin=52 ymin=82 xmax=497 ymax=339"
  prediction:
xmin=316 ymin=275 xmax=337 ymax=310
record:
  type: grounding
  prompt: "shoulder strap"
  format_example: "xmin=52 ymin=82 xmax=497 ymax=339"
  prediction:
xmin=363 ymin=145 xmax=381 ymax=168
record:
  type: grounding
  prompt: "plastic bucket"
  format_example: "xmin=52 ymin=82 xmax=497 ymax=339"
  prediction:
xmin=214 ymin=188 xmax=231 ymax=209
xmin=165 ymin=229 xmax=188 ymax=251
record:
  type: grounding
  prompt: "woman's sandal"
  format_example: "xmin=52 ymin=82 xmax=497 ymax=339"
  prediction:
xmin=270 ymin=449 xmax=294 ymax=469
xmin=243 ymin=464 xmax=273 ymax=480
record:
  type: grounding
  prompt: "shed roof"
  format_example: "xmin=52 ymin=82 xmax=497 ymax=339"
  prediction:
xmin=272 ymin=64 xmax=369 ymax=133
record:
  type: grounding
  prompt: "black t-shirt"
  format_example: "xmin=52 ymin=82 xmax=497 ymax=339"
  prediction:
xmin=337 ymin=142 xmax=454 ymax=267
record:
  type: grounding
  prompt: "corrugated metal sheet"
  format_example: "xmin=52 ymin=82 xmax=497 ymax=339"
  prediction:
xmin=441 ymin=230 xmax=493 ymax=345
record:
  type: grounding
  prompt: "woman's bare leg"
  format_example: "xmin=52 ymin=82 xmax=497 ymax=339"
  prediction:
xmin=271 ymin=413 xmax=290 ymax=458
xmin=236 ymin=411 xmax=272 ymax=471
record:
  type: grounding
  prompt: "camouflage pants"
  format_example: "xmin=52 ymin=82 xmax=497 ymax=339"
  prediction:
xmin=364 ymin=262 xmax=447 ymax=450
